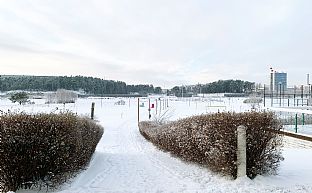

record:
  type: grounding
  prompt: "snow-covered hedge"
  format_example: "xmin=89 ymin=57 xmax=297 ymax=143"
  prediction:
xmin=139 ymin=112 xmax=283 ymax=179
xmin=0 ymin=112 xmax=103 ymax=192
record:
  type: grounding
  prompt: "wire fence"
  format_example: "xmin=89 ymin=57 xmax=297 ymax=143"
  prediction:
xmin=272 ymin=110 xmax=312 ymax=135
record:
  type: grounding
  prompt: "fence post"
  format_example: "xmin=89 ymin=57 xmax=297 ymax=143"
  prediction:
xmin=148 ymin=98 xmax=151 ymax=119
xmin=295 ymin=114 xmax=298 ymax=133
xmin=138 ymin=98 xmax=140 ymax=124
xmin=91 ymin=102 xmax=95 ymax=120
xmin=237 ymin=125 xmax=247 ymax=178
xmin=163 ymin=99 xmax=165 ymax=110
xmin=302 ymin=113 xmax=305 ymax=125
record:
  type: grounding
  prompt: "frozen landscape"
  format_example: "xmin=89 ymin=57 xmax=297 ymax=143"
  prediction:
xmin=1 ymin=96 xmax=312 ymax=193
xmin=1 ymin=1 xmax=312 ymax=192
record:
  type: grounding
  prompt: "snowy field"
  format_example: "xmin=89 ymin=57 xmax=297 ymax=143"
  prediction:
xmin=1 ymin=96 xmax=312 ymax=193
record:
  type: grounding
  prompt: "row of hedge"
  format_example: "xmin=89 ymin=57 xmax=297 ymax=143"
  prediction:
xmin=139 ymin=111 xmax=283 ymax=179
xmin=0 ymin=112 xmax=104 ymax=192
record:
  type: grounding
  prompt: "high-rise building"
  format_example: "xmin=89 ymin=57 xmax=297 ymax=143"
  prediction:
xmin=274 ymin=72 xmax=287 ymax=92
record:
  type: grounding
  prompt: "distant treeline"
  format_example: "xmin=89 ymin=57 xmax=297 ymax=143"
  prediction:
xmin=0 ymin=75 xmax=254 ymax=96
xmin=0 ymin=75 xmax=161 ymax=95
xmin=169 ymin=80 xmax=255 ymax=97
xmin=201 ymin=80 xmax=254 ymax=93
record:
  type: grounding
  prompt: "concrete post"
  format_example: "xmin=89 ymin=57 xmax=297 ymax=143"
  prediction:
xmin=237 ymin=125 xmax=247 ymax=178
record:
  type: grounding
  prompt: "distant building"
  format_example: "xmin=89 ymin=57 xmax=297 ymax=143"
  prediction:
xmin=274 ymin=72 xmax=287 ymax=92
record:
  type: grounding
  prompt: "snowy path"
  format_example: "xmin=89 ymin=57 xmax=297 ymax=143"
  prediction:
xmin=283 ymin=136 xmax=312 ymax=149
xmin=13 ymin=98 xmax=312 ymax=193
xmin=54 ymin=108 xmax=217 ymax=193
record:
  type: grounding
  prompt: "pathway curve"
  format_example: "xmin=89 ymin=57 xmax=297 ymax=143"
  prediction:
xmin=18 ymin=101 xmax=312 ymax=193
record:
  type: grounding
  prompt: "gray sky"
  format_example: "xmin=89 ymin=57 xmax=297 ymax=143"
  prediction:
xmin=0 ymin=0 xmax=311 ymax=88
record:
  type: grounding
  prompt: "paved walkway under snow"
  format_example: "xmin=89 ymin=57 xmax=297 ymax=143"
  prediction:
xmin=17 ymin=99 xmax=312 ymax=193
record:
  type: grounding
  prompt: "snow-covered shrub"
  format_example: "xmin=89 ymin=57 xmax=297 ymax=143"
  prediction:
xmin=9 ymin=92 xmax=29 ymax=105
xmin=114 ymin=100 xmax=126 ymax=105
xmin=139 ymin=112 xmax=283 ymax=179
xmin=138 ymin=121 xmax=159 ymax=141
xmin=152 ymin=108 xmax=174 ymax=125
xmin=243 ymin=97 xmax=263 ymax=110
xmin=0 ymin=112 xmax=103 ymax=192
xmin=46 ymin=89 xmax=78 ymax=104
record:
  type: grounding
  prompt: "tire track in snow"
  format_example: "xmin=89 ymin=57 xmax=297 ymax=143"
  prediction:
xmin=58 ymin=118 xmax=133 ymax=193
xmin=85 ymin=120 xmax=131 ymax=189
xmin=127 ymin=120 xmax=312 ymax=193
xmin=128 ymin=121 xmax=215 ymax=192
xmin=17 ymin=102 xmax=312 ymax=193
xmin=283 ymin=136 xmax=312 ymax=149
xmin=129 ymin=126 xmax=182 ymax=180
xmin=76 ymin=115 xmax=172 ymax=192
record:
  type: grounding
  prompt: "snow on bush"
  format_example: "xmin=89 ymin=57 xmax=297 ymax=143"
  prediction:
xmin=152 ymin=108 xmax=174 ymax=125
xmin=243 ymin=97 xmax=262 ymax=110
xmin=46 ymin=89 xmax=78 ymax=104
xmin=0 ymin=112 xmax=104 ymax=193
xmin=139 ymin=111 xmax=283 ymax=179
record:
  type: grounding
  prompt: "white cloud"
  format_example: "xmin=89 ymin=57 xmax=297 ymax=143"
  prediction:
xmin=0 ymin=0 xmax=311 ymax=88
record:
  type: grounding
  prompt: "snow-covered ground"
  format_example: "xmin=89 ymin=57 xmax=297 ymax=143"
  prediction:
xmin=1 ymin=97 xmax=312 ymax=193
xmin=267 ymin=106 xmax=312 ymax=136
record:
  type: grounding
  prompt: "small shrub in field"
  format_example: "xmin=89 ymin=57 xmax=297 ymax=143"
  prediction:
xmin=139 ymin=111 xmax=283 ymax=179
xmin=0 ymin=112 xmax=104 ymax=192
xmin=9 ymin=92 xmax=29 ymax=105
xmin=152 ymin=108 xmax=174 ymax=125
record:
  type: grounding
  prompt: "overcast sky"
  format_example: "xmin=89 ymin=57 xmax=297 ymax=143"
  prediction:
xmin=0 ymin=0 xmax=311 ymax=88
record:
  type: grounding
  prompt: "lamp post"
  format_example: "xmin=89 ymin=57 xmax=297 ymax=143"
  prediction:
xmin=294 ymin=86 xmax=297 ymax=106
xmin=282 ymin=84 xmax=285 ymax=106
xmin=309 ymin=84 xmax=311 ymax=106
xmin=263 ymin=84 xmax=266 ymax=107
xmin=270 ymin=68 xmax=274 ymax=107
xmin=310 ymin=84 xmax=312 ymax=99
xmin=301 ymin=85 xmax=304 ymax=106
xmin=279 ymin=82 xmax=282 ymax=107
xmin=181 ymin=85 xmax=184 ymax=98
